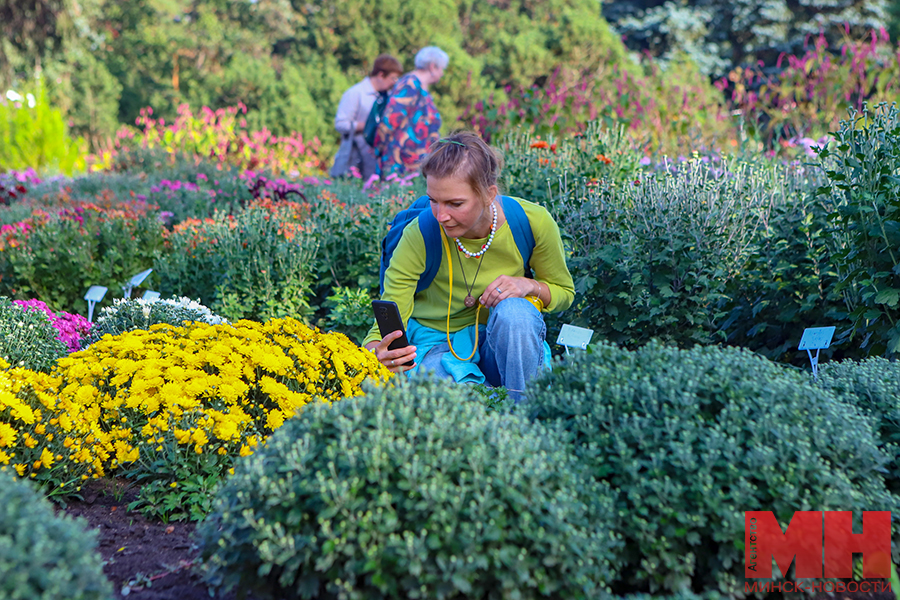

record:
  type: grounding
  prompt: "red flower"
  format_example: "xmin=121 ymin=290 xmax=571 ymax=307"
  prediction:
xmin=550 ymin=143 xmax=557 ymax=153
xmin=596 ymin=154 xmax=612 ymax=165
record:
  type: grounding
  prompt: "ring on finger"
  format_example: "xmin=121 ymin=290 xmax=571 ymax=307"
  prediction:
xmin=390 ymin=359 xmax=394 ymax=367
xmin=496 ymin=287 xmax=502 ymax=293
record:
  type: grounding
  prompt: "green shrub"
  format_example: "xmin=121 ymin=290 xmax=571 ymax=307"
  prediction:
xmin=318 ymin=286 xmax=375 ymax=345
xmin=0 ymin=472 xmax=113 ymax=600
xmin=83 ymin=296 xmax=227 ymax=347
xmin=0 ymin=201 xmax=165 ymax=315
xmin=818 ymin=357 xmax=900 ymax=493
xmin=156 ymin=206 xmax=317 ymax=322
xmin=543 ymin=155 xmax=782 ymax=349
xmin=0 ymin=84 xmax=86 ymax=175
xmin=526 ymin=342 xmax=899 ymax=596
xmin=198 ymin=377 xmax=618 ymax=600
xmin=719 ymin=164 xmax=842 ymax=363
xmin=307 ymin=190 xmax=408 ymax=301
xmin=500 ymin=122 xmax=644 ymax=206
xmin=814 ymin=103 xmax=900 ymax=356
xmin=0 ymin=297 xmax=66 ymax=371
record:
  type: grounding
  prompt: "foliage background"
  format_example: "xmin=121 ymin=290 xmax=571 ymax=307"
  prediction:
xmin=603 ymin=0 xmax=890 ymax=76
xmin=0 ymin=0 xmax=638 ymax=157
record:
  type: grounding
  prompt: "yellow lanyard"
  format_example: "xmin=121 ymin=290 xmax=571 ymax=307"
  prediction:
xmin=440 ymin=228 xmax=481 ymax=361
xmin=438 ymin=227 xmax=546 ymax=362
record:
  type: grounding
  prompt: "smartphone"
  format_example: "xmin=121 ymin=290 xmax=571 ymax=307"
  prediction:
xmin=372 ymin=300 xmax=411 ymax=352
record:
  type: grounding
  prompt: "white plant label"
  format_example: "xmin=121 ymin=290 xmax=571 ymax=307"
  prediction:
xmin=84 ymin=285 xmax=108 ymax=323
xmin=798 ymin=326 xmax=835 ymax=350
xmin=556 ymin=324 xmax=594 ymax=350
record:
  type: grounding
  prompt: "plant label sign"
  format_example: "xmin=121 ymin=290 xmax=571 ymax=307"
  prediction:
xmin=123 ymin=268 xmax=153 ymax=298
xmin=799 ymin=326 xmax=835 ymax=379
xmin=142 ymin=290 xmax=161 ymax=301
xmin=798 ymin=326 xmax=835 ymax=350
xmin=556 ymin=324 xmax=594 ymax=351
xmin=84 ymin=285 xmax=108 ymax=322
xmin=129 ymin=268 xmax=153 ymax=288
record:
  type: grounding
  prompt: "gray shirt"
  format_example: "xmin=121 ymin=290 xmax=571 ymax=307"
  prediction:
xmin=334 ymin=77 xmax=378 ymax=136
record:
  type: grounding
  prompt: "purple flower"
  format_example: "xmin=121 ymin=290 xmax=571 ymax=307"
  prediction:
xmin=13 ymin=299 xmax=91 ymax=352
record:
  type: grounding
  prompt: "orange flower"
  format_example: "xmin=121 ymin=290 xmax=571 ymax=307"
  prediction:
xmin=530 ymin=140 xmax=550 ymax=150
xmin=596 ymin=154 xmax=612 ymax=165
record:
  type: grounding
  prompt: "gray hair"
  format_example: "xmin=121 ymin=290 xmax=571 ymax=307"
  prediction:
xmin=414 ymin=46 xmax=449 ymax=70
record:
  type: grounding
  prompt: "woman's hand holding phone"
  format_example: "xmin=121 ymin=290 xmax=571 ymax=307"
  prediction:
xmin=365 ymin=331 xmax=417 ymax=373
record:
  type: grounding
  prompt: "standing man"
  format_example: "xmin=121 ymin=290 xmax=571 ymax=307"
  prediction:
xmin=330 ymin=54 xmax=403 ymax=180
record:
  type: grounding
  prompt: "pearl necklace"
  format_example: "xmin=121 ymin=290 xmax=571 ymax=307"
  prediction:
xmin=455 ymin=202 xmax=497 ymax=258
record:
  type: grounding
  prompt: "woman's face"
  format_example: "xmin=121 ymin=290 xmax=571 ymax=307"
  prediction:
xmin=428 ymin=62 xmax=446 ymax=84
xmin=427 ymin=175 xmax=496 ymax=239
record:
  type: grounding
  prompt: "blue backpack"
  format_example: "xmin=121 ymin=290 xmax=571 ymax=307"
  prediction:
xmin=379 ymin=195 xmax=535 ymax=295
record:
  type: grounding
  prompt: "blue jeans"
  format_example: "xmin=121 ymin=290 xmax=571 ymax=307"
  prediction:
xmin=416 ymin=298 xmax=546 ymax=402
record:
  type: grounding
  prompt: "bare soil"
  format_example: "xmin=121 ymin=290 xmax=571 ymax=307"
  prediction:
xmin=61 ymin=480 xmax=253 ymax=600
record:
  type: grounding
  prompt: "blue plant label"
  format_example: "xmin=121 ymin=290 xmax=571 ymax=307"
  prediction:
xmin=84 ymin=285 xmax=108 ymax=303
xmin=798 ymin=326 xmax=835 ymax=350
xmin=129 ymin=268 xmax=153 ymax=287
xmin=556 ymin=324 xmax=594 ymax=349
xmin=142 ymin=290 xmax=161 ymax=301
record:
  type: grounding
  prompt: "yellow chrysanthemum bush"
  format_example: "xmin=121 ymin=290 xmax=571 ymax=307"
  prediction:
xmin=8 ymin=318 xmax=389 ymax=519
xmin=0 ymin=358 xmax=111 ymax=496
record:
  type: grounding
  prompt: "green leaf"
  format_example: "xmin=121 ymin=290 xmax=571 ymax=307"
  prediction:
xmin=875 ymin=288 xmax=900 ymax=308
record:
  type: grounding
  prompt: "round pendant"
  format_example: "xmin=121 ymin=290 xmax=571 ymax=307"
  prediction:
xmin=464 ymin=295 xmax=476 ymax=308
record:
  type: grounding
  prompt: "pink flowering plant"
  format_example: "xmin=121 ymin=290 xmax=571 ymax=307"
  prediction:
xmin=459 ymin=62 xmax=730 ymax=155
xmin=13 ymin=299 xmax=91 ymax=352
xmin=720 ymin=29 xmax=900 ymax=147
xmin=88 ymin=103 xmax=326 ymax=177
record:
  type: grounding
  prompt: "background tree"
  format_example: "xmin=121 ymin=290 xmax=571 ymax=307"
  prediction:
xmin=604 ymin=0 xmax=890 ymax=76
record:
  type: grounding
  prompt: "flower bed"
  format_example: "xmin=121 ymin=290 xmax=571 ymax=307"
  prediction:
xmin=0 ymin=318 xmax=389 ymax=509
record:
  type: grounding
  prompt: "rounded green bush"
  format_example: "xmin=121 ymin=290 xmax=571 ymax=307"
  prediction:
xmin=818 ymin=357 xmax=900 ymax=492
xmin=0 ymin=296 xmax=66 ymax=372
xmin=198 ymin=377 xmax=618 ymax=600
xmin=525 ymin=341 xmax=899 ymax=596
xmin=83 ymin=295 xmax=226 ymax=347
xmin=0 ymin=473 xmax=113 ymax=600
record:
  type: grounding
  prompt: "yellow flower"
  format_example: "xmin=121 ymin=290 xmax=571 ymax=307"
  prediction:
xmin=0 ymin=423 xmax=16 ymax=448
xmin=266 ymin=409 xmax=285 ymax=430
xmin=13 ymin=463 xmax=26 ymax=476
xmin=190 ymin=429 xmax=208 ymax=447
xmin=40 ymin=447 xmax=55 ymax=469
xmin=173 ymin=428 xmax=191 ymax=445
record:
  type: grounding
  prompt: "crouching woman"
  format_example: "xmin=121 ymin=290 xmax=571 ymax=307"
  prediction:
xmin=362 ymin=131 xmax=574 ymax=402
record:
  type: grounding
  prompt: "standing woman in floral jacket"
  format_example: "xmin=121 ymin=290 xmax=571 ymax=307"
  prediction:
xmin=374 ymin=46 xmax=448 ymax=178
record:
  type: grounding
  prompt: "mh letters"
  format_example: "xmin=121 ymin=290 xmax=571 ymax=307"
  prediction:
xmin=745 ymin=511 xmax=891 ymax=579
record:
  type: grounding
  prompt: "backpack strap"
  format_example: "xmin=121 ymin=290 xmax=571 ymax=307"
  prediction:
xmin=499 ymin=195 xmax=535 ymax=276
xmin=416 ymin=203 xmax=442 ymax=294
